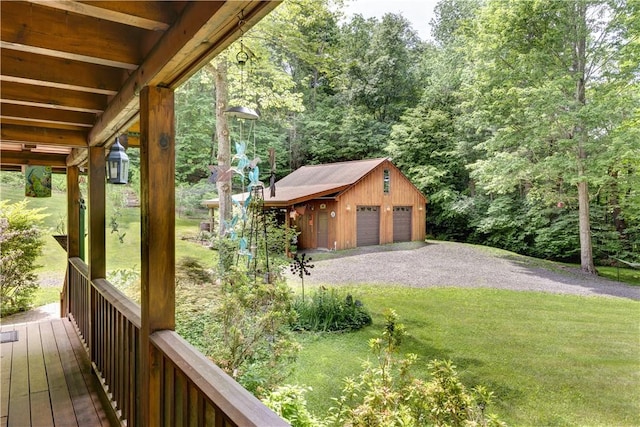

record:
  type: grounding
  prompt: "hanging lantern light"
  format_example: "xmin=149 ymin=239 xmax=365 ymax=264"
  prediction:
xmin=106 ymin=137 xmax=129 ymax=184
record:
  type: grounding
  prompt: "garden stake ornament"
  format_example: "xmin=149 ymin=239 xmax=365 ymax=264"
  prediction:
xmin=290 ymin=253 xmax=314 ymax=302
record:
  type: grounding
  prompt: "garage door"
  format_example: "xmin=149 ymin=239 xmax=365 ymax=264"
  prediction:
xmin=357 ymin=206 xmax=380 ymax=246
xmin=393 ymin=206 xmax=412 ymax=242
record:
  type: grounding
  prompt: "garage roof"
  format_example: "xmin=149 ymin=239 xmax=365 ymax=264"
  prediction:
xmin=205 ymin=158 xmax=389 ymax=207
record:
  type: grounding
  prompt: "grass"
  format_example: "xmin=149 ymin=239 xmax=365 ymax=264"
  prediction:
xmin=33 ymin=286 xmax=61 ymax=307
xmin=288 ymin=285 xmax=640 ymax=426
xmin=598 ymin=265 xmax=640 ymax=286
xmin=1 ymin=175 xmax=216 ymax=308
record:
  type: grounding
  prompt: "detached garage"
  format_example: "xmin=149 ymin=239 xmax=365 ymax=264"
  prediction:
xmin=204 ymin=158 xmax=427 ymax=250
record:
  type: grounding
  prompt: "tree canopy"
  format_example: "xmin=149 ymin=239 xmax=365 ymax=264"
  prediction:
xmin=173 ymin=0 xmax=639 ymax=268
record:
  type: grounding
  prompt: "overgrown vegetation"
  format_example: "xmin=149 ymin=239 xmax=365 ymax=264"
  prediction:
xmin=292 ymin=287 xmax=372 ymax=332
xmin=327 ymin=309 xmax=503 ymax=426
xmin=0 ymin=200 xmax=47 ymax=316
xmin=202 ymin=268 xmax=300 ymax=397
xmin=269 ymin=309 xmax=504 ymax=427
xmin=171 ymin=257 xmax=301 ymax=398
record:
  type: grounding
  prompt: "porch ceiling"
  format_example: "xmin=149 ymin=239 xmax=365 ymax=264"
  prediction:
xmin=0 ymin=0 xmax=279 ymax=171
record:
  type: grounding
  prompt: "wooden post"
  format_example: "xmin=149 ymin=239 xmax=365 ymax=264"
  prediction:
xmin=139 ymin=86 xmax=175 ymax=427
xmin=67 ymin=165 xmax=81 ymax=258
xmin=63 ymin=165 xmax=81 ymax=316
xmin=88 ymin=146 xmax=106 ymax=363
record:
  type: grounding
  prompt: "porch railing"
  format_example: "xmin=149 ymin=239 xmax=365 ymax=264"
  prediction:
xmin=66 ymin=257 xmax=287 ymax=427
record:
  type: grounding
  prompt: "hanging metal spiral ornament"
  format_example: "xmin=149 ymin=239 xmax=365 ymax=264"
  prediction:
xmin=225 ymin=13 xmax=259 ymax=120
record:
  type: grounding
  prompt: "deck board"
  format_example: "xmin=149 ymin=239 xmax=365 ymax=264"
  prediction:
xmin=40 ymin=321 xmax=78 ymax=426
xmin=0 ymin=325 xmax=13 ymax=427
xmin=0 ymin=318 xmax=116 ymax=427
xmin=9 ymin=324 xmax=30 ymax=427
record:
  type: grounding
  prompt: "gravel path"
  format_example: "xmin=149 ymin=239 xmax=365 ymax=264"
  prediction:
xmin=294 ymin=241 xmax=640 ymax=300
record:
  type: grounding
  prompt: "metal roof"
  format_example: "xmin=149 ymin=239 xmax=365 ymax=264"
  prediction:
xmin=205 ymin=158 xmax=389 ymax=207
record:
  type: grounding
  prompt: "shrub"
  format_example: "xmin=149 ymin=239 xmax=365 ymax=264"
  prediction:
xmin=263 ymin=385 xmax=325 ymax=427
xmin=174 ymin=257 xmax=218 ymax=351
xmin=176 ymin=180 xmax=217 ymax=218
xmin=202 ymin=267 xmax=300 ymax=397
xmin=292 ymin=287 xmax=372 ymax=332
xmin=107 ymin=267 xmax=140 ymax=303
xmin=0 ymin=200 xmax=47 ymax=316
xmin=327 ymin=309 xmax=505 ymax=427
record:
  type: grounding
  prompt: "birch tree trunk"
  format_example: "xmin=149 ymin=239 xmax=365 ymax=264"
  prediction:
xmin=207 ymin=59 xmax=232 ymax=237
xmin=573 ymin=1 xmax=596 ymax=274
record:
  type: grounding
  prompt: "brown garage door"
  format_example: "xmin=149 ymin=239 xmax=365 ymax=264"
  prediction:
xmin=393 ymin=206 xmax=412 ymax=242
xmin=357 ymin=206 xmax=380 ymax=246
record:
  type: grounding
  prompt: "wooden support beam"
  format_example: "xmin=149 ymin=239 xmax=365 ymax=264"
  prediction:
xmin=1 ymin=104 xmax=95 ymax=128
xmin=27 ymin=0 xmax=175 ymax=31
xmin=67 ymin=166 xmax=80 ymax=259
xmin=139 ymin=86 xmax=175 ymax=427
xmin=88 ymin=146 xmax=106 ymax=280
xmin=1 ymin=49 xmax=121 ymax=95
xmin=88 ymin=146 xmax=106 ymax=365
xmin=63 ymin=165 xmax=80 ymax=317
xmin=1 ymin=124 xmax=88 ymax=147
xmin=3 ymin=2 xmax=145 ymax=68
xmin=0 ymin=150 xmax=68 ymax=167
xmin=1 ymin=81 xmax=107 ymax=114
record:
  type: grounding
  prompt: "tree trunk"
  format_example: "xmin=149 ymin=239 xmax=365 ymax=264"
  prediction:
xmin=209 ymin=59 xmax=232 ymax=237
xmin=574 ymin=1 xmax=596 ymax=274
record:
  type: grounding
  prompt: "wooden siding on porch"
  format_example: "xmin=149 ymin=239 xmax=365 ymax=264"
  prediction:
xmin=0 ymin=319 xmax=115 ymax=427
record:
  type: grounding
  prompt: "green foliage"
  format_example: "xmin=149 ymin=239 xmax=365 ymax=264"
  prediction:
xmin=292 ymin=288 xmax=372 ymax=332
xmin=175 ymin=68 xmax=216 ymax=184
xmin=174 ymin=257 xmax=218 ymax=351
xmin=327 ymin=309 xmax=504 ymax=427
xmin=0 ymin=200 xmax=47 ymax=316
xmin=176 ymin=180 xmax=217 ymax=218
xmin=202 ymin=268 xmax=300 ymax=397
xmin=107 ymin=268 xmax=140 ymax=303
xmin=262 ymin=385 xmax=325 ymax=427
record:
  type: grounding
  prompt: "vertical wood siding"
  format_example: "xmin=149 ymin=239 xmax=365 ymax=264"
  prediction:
xmin=335 ymin=160 xmax=426 ymax=250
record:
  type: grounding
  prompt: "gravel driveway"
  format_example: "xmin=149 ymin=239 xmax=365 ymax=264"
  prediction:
xmin=294 ymin=241 xmax=640 ymax=300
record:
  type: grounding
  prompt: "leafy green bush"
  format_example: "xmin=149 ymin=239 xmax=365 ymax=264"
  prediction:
xmin=327 ymin=309 xmax=505 ymax=427
xmin=0 ymin=200 xmax=47 ymax=316
xmin=107 ymin=267 xmax=140 ymax=303
xmin=202 ymin=267 xmax=300 ymax=397
xmin=292 ymin=288 xmax=372 ymax=332
xmin=176 ymin=180 xmax=217 ymax=218
xmin=263 ymin=385 xmax=325 ymax=427
xmin=174 ymin=257 xmax=218 ymax=351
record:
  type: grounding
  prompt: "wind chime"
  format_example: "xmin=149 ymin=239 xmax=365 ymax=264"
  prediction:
xmin=221 ymin=12 xmax=273 ymax=282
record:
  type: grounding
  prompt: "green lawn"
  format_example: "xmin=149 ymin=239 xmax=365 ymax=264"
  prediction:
xmin=2 ymin=177 xmax=216 ymax=307
xmin=288 ymin=285 xmax=640 ymax=426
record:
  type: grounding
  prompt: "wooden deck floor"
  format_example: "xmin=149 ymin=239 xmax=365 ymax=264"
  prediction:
xmin=0 ymin=318 xmax=116 ymax=427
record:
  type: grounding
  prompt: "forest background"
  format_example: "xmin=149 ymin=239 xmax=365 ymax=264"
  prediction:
xmin=167 ymin=0 xmax=639 ymax=270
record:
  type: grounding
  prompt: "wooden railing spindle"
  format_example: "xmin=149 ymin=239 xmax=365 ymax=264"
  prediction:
xmin=66 ymin=258 xmax=287 ymax=427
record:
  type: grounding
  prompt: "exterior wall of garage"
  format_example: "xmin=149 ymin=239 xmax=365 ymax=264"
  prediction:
xmin=290 ymin=200 xmax=339 ymax=250
xmin=333 ymin=160 xmax=426 ymax=250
